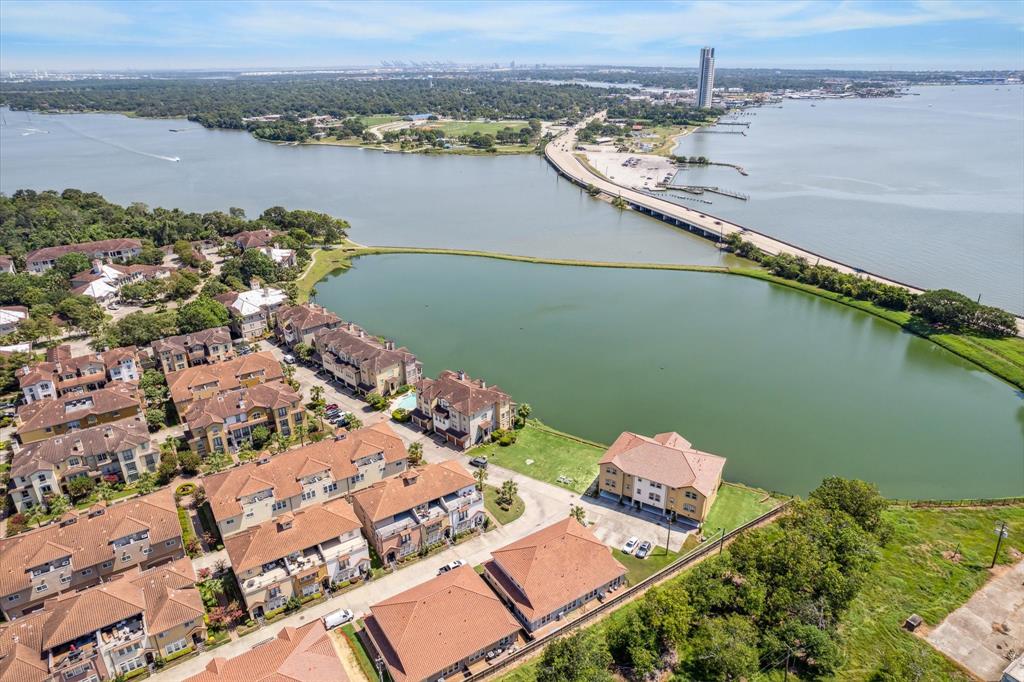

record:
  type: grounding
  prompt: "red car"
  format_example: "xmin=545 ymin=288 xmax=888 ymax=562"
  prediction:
xmin=325 ymin=404 xmax=338 ymax=411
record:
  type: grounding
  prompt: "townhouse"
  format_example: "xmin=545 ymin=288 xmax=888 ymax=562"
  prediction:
xmin=225 ymin=498 xmax=369 ymax=618
xmin=181 ymin=381 xmax=304 ymax=456
xmin=151 ymin=326 xmax=234 ymax=373
xmin=25 ymin=238 xmax=142 ymax=274
xmin=0 ymin=558 xmax=205 ymax=682
xmin=186 ymin=621 xmax=346 ymax=682
xmin=274 ymin=303 xmax=341 ymax=349
xmin=203 ymin=422 xmax=408 ymax=537
xmin=18 ymin=344 xmax=141 ymax=404
xmin=15 ymin=382 xmax=143 ymax=445
xmin=8 ymin=417 xmax=156 ymax=512
xmin=0 ymin=489 xmax=184 ymax=619
xmin=165 ymin=350 xmax=284 ymax=414
xmin=216 ymin=287 xmax=288 ymax=339
xmin=0 ymin=305 xmax=28 ymax=336
xmin=314 ymin=323 xmax=422 ymax=396
xmin=363 ymin=565 xmax=520 ymax=682
xmin=483 ymin=518 xmax=627 ymax=634
xmin=411 ymin=370 xmax=512 ymax=450
xmin=69 ymin=260 xmax=174 ymax=302
xmin=350 ymin=460 xmax=484 ymax=564
xmin=597 ymin=431 xmax=726 ymax=524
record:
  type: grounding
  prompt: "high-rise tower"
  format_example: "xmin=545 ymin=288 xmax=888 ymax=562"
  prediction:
xmin=697 ymin=47 xmax=715 ymax=108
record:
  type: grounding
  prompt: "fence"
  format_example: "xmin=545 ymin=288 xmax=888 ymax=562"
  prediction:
xmin=888 ymin=496 xmax=1024 ymax=509
xmin=467 ymin=500 xmax=792 ymax=681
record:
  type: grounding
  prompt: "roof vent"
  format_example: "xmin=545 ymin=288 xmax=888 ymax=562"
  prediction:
xmin=333 ymin=433 xmax=347 ymax=441
xmin=256 ymin=457 xmax=270 ymax=465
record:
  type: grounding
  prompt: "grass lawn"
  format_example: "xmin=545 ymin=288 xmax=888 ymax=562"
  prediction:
xmin=360 ymin=114 xmax=404 ymax=127
xmin=471 ymin=422 xmax=604 ymax=494
xmin=837 ymin=504 xmax=1024 ymax=680
xmin=341 ymin=622 xmax=381 ymax=682
xmin=704 ymin=482 xmax=784 ymax=535
xmin=484 ymin=484 xmax=526 ymax=525
xmin=296 ymin=247 xmax=358 ymax=302
xmin=613 ymin=546 xmax=680 ymax=584
xmin=427 ymin=119 xmax=529 ymax=137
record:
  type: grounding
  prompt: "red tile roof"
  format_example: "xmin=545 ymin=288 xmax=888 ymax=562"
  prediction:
xmin=599 ymin=431 xmax=726 ymax=496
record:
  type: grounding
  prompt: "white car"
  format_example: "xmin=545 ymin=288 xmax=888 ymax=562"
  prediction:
xmin=437 ymin=559 xmax=466 ymax=575
xmin=282 ymin=353 xmax=296 ymax=364
xmin=622 ymin=537 xmax=639 ymax=554
xmin=322 ymin=608 xmax=353 ymax=630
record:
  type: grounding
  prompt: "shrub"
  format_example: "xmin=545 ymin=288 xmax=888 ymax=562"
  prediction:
xmin=391 ymin=407 xmax=410 ymax=422
xmin=491 ymin=429 xmax=517 ymax=446
xmin=365 ymin=392 xmax=389 ymax=411
xmin=66 ymin=476 xmax=97 ymax=501
xmin=175 ymin=482 xmax=196 ymax=497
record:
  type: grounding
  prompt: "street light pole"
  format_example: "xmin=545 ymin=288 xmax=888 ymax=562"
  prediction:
xmin=718 ymin=527 xmax=725 ymax=555
xmin=991 ymin=521 xmax=1009 ymax=568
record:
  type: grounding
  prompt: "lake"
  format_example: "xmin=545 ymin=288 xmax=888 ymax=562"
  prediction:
xmin=673 ymin=85 xmax=1023 ymax=312
xmin=316 ymin=253 xmax=1024 ymax=499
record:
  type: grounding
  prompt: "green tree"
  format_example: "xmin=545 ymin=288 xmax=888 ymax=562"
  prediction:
xmin=177 ymin=295 xmax=230 ymax=333
xmin=157 ymin=451 xmax=179 ymax=484
xmin=497 ymin=479 xmax=518 ymax=507
xmin=809 ymin=477 xmax=888 ymax=535
xmin=66 ymin=476 xmax=97 ymax=502
xmin=910 ymin=289 xmax=976 ymax=330
xmin=473 ymin=466 xmax=488 ymax=491
xmin=44 ymin=493 xmax=71 ymax=516
xmin=407 ymin=441 xmax=424 ymax=466
xmin=569 ymin=504 xmax=587 ymax=525
xmin=607 ymin=607 xmax=660 ymax=678
xmin=168 ymin=270 xmax=201 ymax=300
xmin=250 ymin=425 xmax=271 ymax=450
xmin=145 ymin=407 xmax=167 ymax=432
xmin=134 ymin=472 xmax=157 ymax=495
xmin=537 ymin=630 xmax=613 ymax=682
xmin=178 ymin=449 xmax=201 ymax=475
xmin=140 ymin=369 xmax=169 ymax=406
xmin=682 ymin=614 xmax=760 ymax=681
xmin=294 ymin=342 xmax=314 ymax=362
xmin=54 ymin=252 xmax=91 ymax=278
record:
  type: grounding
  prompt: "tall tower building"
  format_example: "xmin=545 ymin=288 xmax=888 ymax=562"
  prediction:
xmin=697 ymin=46 xmax=715 ymax=108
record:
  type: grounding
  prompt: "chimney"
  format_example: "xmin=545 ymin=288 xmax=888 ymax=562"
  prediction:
xmin=480 ymin=380 xmax=486 ymax=389
xmin=457 ymin=370 xmax=466 ymax=381
xmin=385 ymin=340 xmax=395 ymax=351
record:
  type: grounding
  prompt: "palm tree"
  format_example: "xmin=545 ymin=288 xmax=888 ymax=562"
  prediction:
xmin=569 ymin=504 xmax=587 ymax=525
xmin=408 ymin=442 xmax=424 ymax=466
xmin=310 ymin=385 xmax=325 ymax=407
xmin=473 ymin=467 xmax=488 ymax=491
xmin=498 ymin=479 xmax=518 ymax=506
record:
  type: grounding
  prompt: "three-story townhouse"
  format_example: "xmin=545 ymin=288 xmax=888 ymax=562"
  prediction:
xmin=314 ymin=323 xmax=422 ymax=397
xmin=181 ymin=381 xmax=303 ymax=456
xmin=411 ymin=370 xmax=512 ymax=450
xmin=151 ymin=327 xmax=234 ymax=373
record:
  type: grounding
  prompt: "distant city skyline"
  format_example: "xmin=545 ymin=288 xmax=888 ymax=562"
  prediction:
xmin=1 ymin=0 xmax=1022 ymax=72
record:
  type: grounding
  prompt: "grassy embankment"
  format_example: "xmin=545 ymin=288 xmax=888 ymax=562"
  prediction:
xmin=498 ymin=503 xmax=1024 ymax=682
xmin=312 ymin=118 xmax=535 ymax=154
xmin=298 ymin=247 xmax=1024 ymax=390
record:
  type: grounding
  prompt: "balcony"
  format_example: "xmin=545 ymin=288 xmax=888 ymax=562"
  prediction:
xmin=100 ymin=619 xmax=145 ymax=652
xmin=243 ymin=563 xmax=289 ymax=594
xmin=284 ymin=548 xmax=323 ymax=575
xmin=375 ymin=512 xmax=418 ymax=541
xmin=412 ymin=502 xmax=446 ymax=525
xmin=441 ymin=489 xmax=482 ymax=513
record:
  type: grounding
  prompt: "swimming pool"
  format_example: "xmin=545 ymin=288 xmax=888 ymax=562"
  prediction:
xmin=393 ymin=391 xmax=417 ymax=411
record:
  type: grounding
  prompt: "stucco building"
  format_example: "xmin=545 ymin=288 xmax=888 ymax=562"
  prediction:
xmin=410 ymin=370 xmax=512 ymax=450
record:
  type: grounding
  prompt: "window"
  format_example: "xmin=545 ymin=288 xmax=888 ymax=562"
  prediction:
xmin=165 ymin=638 xmax=188 ymax=654
xmin=323 ymin=482 xmax=338 ymax=494
xmin=272 ymin=500 xmax=287 ymax=511
xmin=648 ymin=492 xmax=661 ymax=503
xmin=684 ymin=504 xmax=696 ymax=513
xmin=277 ymin=407 xmax=288 ymax=417
xmin=684 ymin=491 xmax=698 ymax=500
xmin=301 ymin=489 xmax=316 ymax=501
xmin=40 ymin=485 xmax=52 ymax=495
xmin=6 ymin=594 xmax=20 ymax=602
xmin=119 ymin=658 xmax=143 ymax=674
xmin=605 ymin=467 xmax=616 ymax=474
xmin=142 ymin=547 xmax=152 ymax=555
xmin=60 ymin=575 xmax=72 ymax=584
xmin=34 ymin=584 xmax=48 ymax=593
xmin=68 ymin=457 xmax=80 ymax=467
xmin=102 ymin=561 xmax=113 ymax=569
xmin=604 ymin=479 xmax=616 ymax=488
xmin=165 ymin=539 xmax=177 ymax=547
xmin=80 ymin=568 xmax=93 ymax=576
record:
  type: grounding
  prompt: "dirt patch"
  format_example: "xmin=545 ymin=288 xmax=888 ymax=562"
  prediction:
xmin=330 ymin=630 xmax=370 ymax=682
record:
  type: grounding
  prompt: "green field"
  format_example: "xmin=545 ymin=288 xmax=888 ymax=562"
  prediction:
xmin=484 ymin=484 xmax=526 ymax=525
xmin=838 ymin=504 xmax=1024 ymax=680
xmin=612 ymin=546 xmax=680 ymax=584
xmin=470 ymin=422 xmax=604 ymax=494
xmin=704 ymin=482 xmax=784 ymax=534
xmin=360 ymin=114 xmax=404 ymax=127
xmin=427 ymin=119 xmax=529 ymax=137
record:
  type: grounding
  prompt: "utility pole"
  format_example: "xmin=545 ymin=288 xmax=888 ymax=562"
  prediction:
xmin=665 ymin=516 xmax=672 ymax=556
xmin=718 ymin=527 xmax=725 ymax=555
xmin=991 ymin=521 xmax=1009 ymax=568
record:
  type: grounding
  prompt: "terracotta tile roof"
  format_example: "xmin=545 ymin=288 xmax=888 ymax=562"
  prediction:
xmin=127 ymin=557 xmax=204 ymax=635
xmin=166 ymin=351 xmax=284 ymax=406
xmin=182 ymin=381 xmax=300 ymax=430
xmin=351 ymin=460 xmax=474 ymax=524
xmin=152 ymin=327 xmax=232 ymax=356
xmin=486 ymin=518 xmax=626 ymax=622
xmin=599 ymin=431 xmax=726 ymax=496
xmin=15 ymin=382 xmax=141 ymax=436
xmin=0 ymin=489 xmax=180 ymax=598
xmin=314 ymin=323 xmax=419 ymax=376
xmin=276 ymin=303 xmax=341 ymax=336
xmin=224 ymin=497 xmax=361 ymax=573
xmin=365 ymin=565 xmax=520 ymax=682
xmin=186 ymin=620 xmax=347 ymax=682
xmin=11 ymin=416 xmax=150 ymax=478
xmin=26 ymin=238 xmax=142 ymax=264
xmin=415 ymin=370 xmax=509 ymax=417
xmin=0 ymin=638 xmax=49 ymax=682
xmin=40 ymin=578 xmax=146 ymax=649
xmin=16 ymin=343 xmax=136 ymax=388
xmin=232 ymin=229 xmax=281 ymax=249
xmin=205 ymin=423 xmax=407 ymax=520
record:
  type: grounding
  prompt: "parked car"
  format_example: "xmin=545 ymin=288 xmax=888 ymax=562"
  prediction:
xmin=469 ymin=456 xmax=488 ymax=469
xmin=636 ymin=541 xmax=652 ymax=559
xmin=321 ymin=608 xmax=353 ymax=630
xmin=282 ymin=353 xmax=296 ymax=364
xmin=622 ymin=537 xmax=639 ymax=554
xmin=437 ymin=559 xmax=466 ymax=575
xmin=325 ymin=404 xmax=338 ymax=411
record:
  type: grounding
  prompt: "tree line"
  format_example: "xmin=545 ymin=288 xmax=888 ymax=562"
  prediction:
xmin=539 ymin=478 xmax=891 ymax=681
xmin=724 ymin=234 xmax=1017 ymax=338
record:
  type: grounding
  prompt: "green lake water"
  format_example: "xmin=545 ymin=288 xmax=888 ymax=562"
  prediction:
xmin=316 ymin=253 xmax=1024 ymax=499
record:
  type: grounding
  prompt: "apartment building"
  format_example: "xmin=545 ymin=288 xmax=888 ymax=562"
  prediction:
xmin=18 ymin=344 xmax=141 ymax=404
xmin=225 ymin=498 xmax=369 ymax=618
xmin=203 ymin=422 xmax=408 ymax=537
xmin=25 ymin=238 xmax=142 ymax=274
xmin=314 ymin=323 xmax=422 ymax=396
xmin=186 ymin=621 xmax=345 ymax=682
xmin=9 ymin=417 xmax=156 ymax=512
xmin=350 ymin=460 xmax=484 ymax=564
xmin=364 ymin=565 xmax=520 ymax=682
xmin=411 ymin=370 xmax=512 ymax=450
xmin=0 ymin=558 xmax=205 ymax=682
xmin=597 ymin=431 xmax=726 ymax=524
xmin=165 ymin=350 xmax=284 ymax=414
xmin=216 ymin=287 xmax=288 ymax=339
xmin=0 ymin=489 xmax=184 ymax=619
xmin=483 ymin=518 xmax=626 ymax=634
xmin=15 ymin=382 xmax=143 ymax=445
xmin=274 ymin=303 xmax=342 ymax=349
xmin=151 ymin=326 xmax=234 ymax=373
xmin=182 ymin=381 xmax=304 ymax=456
xmin=70 ymin=260 xmax=174 ymax=302
xmin=0 ymin=305 xmax=28 ymax=336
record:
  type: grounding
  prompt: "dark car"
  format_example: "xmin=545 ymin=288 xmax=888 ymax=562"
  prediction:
xmin=635 ymin=541 xmax=652 ymax=559
xmin=469 ymin=457 xmax=488 ymax=469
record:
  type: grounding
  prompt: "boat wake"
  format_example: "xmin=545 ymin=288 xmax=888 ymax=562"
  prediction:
xmin=20 ymin=127 xmax=49 ymax=136
xmin=55 ymin=119 xmax=181 ymax=162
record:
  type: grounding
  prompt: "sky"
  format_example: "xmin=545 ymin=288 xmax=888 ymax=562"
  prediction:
xmin=1 ymin=0 xmax=1022 ymax=72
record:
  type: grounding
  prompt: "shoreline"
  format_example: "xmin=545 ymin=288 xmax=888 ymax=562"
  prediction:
xmin=298 ymin=246 xmax=1024 ymax=390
